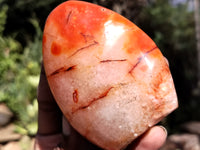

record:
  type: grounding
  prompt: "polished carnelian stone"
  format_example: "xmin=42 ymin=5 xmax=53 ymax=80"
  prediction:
xmin=43 ymin=1 xmax=178 ymax=150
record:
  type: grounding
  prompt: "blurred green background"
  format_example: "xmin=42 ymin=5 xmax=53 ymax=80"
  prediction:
xmin=0 ymin=0 xmax=199 ymax=142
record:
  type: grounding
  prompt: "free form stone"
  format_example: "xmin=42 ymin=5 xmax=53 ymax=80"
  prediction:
xmin=42 ymin=1 xmax=178 ymax=150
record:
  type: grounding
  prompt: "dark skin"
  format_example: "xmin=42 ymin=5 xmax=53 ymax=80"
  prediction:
xmin=34 ymin=64 xmax=167 ymax=150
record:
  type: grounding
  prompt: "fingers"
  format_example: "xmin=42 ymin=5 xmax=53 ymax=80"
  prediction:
xmin=34 ymin=133 xmax=64 ymax=150
xmin=37 ymin=63 xmax=62 ymax=135
xmin=128 ymin=126 xmax=167 ymax=150
xmin=62 ymin=117 xmax=101 ymax=150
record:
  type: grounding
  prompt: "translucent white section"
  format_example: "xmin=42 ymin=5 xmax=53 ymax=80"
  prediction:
xmin=104 ymin=20 xmax=125 ymax=47
xmin=144 ymin=56 xmax=154 ymax=70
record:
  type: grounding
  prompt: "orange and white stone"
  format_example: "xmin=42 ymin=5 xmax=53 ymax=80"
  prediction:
xmin=42 ymin=1 xmax=178 ymax=150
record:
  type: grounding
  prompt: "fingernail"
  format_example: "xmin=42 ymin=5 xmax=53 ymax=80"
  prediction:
xmin=158 ymin=125 xmax=168 ymax=135
xmin=53 ymin=143 xmax=64 ymax=150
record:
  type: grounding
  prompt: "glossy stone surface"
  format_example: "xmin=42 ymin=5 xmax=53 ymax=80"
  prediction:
xmin=43 ymin=1 xmax=178 ymax=150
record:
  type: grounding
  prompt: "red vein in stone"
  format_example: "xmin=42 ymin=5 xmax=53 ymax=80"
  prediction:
xmin=72 ymin=87 xmax=113 ymax=113
xmin=48 ymin=65 xmax=76 ymax=77
xmin=80 ymin=33 xmax=94 ymax=43
xmin=100 ymin=59 xmax=127 ymax=63
xmin=129 ymin=46 xmax=158 ymax=73
xmin=66 ymin=10 xmax=73 ymax=24
xmin=73 ymin=89 xmax=78 ymax=103
xmin=70 ymin=41 xmax=99 ymax=58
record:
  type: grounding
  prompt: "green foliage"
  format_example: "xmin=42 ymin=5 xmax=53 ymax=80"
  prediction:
xmin=0 ymin=3 xmax=42 ymax=135
xmin=0 ymin=5 xmax=8 ymax=35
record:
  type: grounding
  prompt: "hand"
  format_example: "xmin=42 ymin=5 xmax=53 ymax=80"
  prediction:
xmin=34 ymin=64 xmax=167 ymax=150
